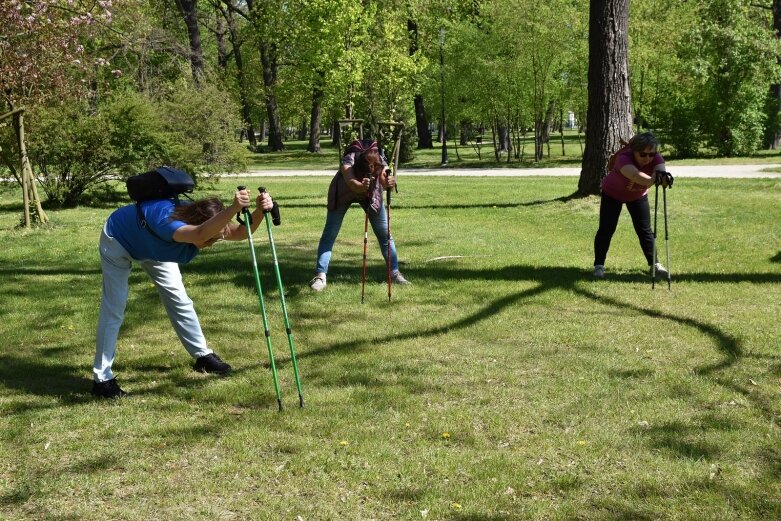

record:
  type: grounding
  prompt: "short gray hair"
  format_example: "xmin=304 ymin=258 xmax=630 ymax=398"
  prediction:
xmin=629 ymin=132 xmax=659 ymax=152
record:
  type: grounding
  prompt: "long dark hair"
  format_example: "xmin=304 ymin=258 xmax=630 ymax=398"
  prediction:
xmin=169 ymin=197 xmax=224 ymax=225
xmin=354 ymin=149 xmax=383 ymax=179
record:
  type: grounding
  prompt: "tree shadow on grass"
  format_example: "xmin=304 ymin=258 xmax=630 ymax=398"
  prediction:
xmin=771 ymin=251 xmax=781 ymax=263
xmin=267 ymin=191 xmax=586 ymax=211
xmin=0 ymin=354 xmax=92 ymax=409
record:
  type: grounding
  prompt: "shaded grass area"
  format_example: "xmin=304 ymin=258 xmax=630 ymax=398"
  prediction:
xmin=0 ymin=177 xmax=779 ymax=519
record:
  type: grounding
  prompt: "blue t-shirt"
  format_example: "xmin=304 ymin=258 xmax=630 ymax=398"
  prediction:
xmin=105 ymin=199 xmax=199 ymax=263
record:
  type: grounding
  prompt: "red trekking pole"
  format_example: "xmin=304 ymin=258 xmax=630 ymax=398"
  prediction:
xmin=385 ymin=170 xmax=393 ymax=301
xmin=361 ymin=211 xmax=369 ymax=304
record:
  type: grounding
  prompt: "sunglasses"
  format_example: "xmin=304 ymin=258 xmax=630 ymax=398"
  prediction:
xmin=637 ymin=151 xmax=656 ymax=158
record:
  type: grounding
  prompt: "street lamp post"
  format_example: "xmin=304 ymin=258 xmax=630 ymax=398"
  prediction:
xmin=439 ymin=27 xmax=448 ymax=166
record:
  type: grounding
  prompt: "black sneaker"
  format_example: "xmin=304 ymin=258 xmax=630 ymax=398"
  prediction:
xmin=193 ymin=353 xmax=232 ymax=374
xmin=92 ymin=378 xmax=127 ymax=399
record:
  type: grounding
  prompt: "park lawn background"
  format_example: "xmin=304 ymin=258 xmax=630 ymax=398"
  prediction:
xmin=0 ymin=175 xmax=779 ymax=520
xmin=244 ymin=132 xmax=781 ymax=170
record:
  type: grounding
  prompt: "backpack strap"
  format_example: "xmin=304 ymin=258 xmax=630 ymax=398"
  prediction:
xmin=136 ymin=198 xmax=180 ymax=242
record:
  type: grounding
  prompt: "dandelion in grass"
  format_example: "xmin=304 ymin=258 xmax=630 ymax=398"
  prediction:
xmin=441 ymin=432 xmax=450 ymax=439
xmin=451 ymin=502 xmax=462 ymax=510
xmin=340 ymin=440 xmax=348 ymax=446
xmin=577 ymin=440 xmax=587 ymax=446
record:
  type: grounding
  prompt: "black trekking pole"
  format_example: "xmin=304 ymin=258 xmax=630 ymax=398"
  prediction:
xmin=652 ymin=182 xmax=659 ymax=290
xmin=259 ymin=187 xmax=304 ymax=408
xmin=236 ymin=186 xmax=282 ymax=411
xmin=663 ymin=184 xmax=671 ymax=290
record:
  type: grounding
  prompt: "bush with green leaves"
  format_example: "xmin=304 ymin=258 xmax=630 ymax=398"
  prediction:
xmin=28 ymin=92 xmax=165 ymax=207
xmin=27 ymin=81 xmax=245 ymax=208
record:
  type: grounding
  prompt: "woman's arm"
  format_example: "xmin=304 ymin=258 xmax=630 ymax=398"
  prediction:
xmin=619 ymin=164 xmax=656 ymax=187
xmin=341 ymin=163 xmax=371 ymax=194
xmin=172 ymin=189 xmax=250 ymax=245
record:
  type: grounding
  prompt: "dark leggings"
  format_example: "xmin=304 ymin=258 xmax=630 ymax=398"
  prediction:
xmin=594 ymin=193 xmax=655 ymax=266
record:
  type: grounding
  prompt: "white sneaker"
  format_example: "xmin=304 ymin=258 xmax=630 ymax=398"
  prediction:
xmin=651 ymin=263 xmax=668 ymax=278
xmin=593 ymin=265 xmax=605 ymax=279
xmin=391 ymin=271 xmax=411 ymax=285
xmin=309 ymin=273 xmax=326 ymax=292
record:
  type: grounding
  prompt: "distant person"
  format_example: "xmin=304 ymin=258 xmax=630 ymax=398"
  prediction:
xmin=309 ymin=139 xmax=410 ymax=291
xmin=593 ymin=132 xmax=673 ymax=279
xmin=93 ymin=187 xmax=275 ymax=398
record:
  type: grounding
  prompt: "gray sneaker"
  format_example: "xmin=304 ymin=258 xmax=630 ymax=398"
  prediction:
xmin=391 ymin=271 xmax=411 ymax=285
xmin=593 ymin=265 xmax=605 ymax=279
xmin=651 ymin=262 xmax=668 ymax=278
xmin=309 ymin=273 xmax=326 ymax=292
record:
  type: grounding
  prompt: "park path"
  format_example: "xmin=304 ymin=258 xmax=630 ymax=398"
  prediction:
xmin=233 ymin=163 xmax=781 ymax=178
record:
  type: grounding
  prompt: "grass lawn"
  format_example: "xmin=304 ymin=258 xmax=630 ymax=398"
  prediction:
xmin=1 ymin=175 xmax=780 ymax=520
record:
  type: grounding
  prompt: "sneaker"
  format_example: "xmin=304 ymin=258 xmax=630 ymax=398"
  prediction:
xmin=309 ymin=273 xmax=326 ymax=292
xmin=391 ymin=271 xmax=411 ymax=285
xmin=593 ymin=265 xmax=605 ymax=279
xmin=193 ymin=353 xmax=232 ymax=374
xmin=651 ymin=262 xmax=669 ymax=278
xmin=92 ymin=378 xmax=127 ymax=399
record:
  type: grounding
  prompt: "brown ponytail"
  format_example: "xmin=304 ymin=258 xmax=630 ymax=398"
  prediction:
xmin=169 ymin=197 xmax=225 ymax=225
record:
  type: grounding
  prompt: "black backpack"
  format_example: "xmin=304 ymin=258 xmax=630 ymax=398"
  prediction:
xmin=126 ymin=166 xmax=195 ymax=240
xmin=126 ymin=166 xmax=194 ymax=202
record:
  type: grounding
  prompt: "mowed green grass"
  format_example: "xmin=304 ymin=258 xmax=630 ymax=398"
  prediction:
xmin=0 ymin=176 xmax=779 ymax=520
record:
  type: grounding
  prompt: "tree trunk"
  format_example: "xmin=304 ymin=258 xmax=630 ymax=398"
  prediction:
xmin=498 ymin=126 xmax=509 ymax=152
xmin=414 ymin=95 xmax=433 ymax=149
xmin=224 ymin=7 xmax=256 ymax=148
xmin=260 ymin=42 xmax=284 ymax=151
xmin=308 ymin=80 xmax=324 ymax=153
xmin=540 ymin=99 xmax=555 ymax=145
xmin=12 ymin=110 xmax=48 ymax=226
xmin=174 ymin=0 xmax=205 ymax=88
xmin=215 ymin=14 xmax=228 ymax=69
xmin=578 ymin=0 xmax=633 ymax=196
xmin=407 ymin=20 xmax=433 ymax=149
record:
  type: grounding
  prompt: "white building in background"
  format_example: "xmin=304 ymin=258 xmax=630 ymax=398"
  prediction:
xmin=567 ymin=111 xmax=577 ymax=129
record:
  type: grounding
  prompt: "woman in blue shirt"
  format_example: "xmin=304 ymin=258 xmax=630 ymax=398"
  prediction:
xmin=93 ymin=187 xmax=274 ymax=398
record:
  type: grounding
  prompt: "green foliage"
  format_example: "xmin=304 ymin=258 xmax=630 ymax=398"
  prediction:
xmin=27 ymin=82 xmax=244 ymax=207
xmin=635 ymin=0 xmax=781 ymax=157
xmin=156 ymin=79 xmax=246 ymax=176
xmin=28 ymin=92 xmax=166 ymax=207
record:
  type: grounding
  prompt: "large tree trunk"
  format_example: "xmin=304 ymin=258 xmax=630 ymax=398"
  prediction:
xmin=414 ymin=95 xmax=433 ymax=149
xmin=174 ymin=0 xmax=205 ymax=88
xmin=307 ymin=78 xmax=324 ymax=153
xmin=260 ymin=42 xmax=284 ymax=151
xmin=578 ymin=0 xmax=633 ymax=196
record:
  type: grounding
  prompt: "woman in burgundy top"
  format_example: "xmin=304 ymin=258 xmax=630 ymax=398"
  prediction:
xmin=593 ymin=132 xmax=671 ymax=279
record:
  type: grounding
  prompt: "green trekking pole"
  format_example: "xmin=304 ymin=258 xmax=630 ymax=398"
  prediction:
xmin=237 ymin=185 xmax=282 ymax=411
xmin=259 ymin=187 xmax=304 ymax=408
